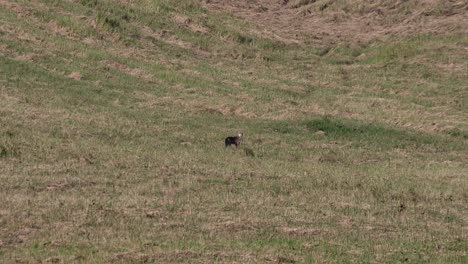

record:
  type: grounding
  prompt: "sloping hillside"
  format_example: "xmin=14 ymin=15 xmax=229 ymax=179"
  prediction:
xmin=206 ymin=0 xmax=468 ymax=43
xmin=1 ymin=0 xmax=467 ymax=262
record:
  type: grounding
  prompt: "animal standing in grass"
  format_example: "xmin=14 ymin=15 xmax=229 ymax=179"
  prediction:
xmin=225 ymin=132 xmax=243 ymax=148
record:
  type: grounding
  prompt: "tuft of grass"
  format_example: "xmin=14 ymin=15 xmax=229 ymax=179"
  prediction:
xmin=244 ymin=147 xmax=256 ymax=157
xmin=447 ymin=128 xmax=468 ymax=139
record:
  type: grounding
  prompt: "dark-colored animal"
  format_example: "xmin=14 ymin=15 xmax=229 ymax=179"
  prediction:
xmin=225 ymin=132 xmax=243 ymax=148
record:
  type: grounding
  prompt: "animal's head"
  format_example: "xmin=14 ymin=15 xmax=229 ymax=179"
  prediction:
xmin=237 ymin=132 xmax=243 ymax=138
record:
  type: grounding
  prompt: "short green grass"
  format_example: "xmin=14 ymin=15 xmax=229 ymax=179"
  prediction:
xmin=1 ymin=0 xmax=467 ymax=262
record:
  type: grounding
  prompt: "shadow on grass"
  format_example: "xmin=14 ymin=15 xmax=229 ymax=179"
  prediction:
xmin=305 ymin=116 xmax=463 ymax=150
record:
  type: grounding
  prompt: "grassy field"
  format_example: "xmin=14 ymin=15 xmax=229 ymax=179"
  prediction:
xmin=1 ymin=0 xmax=467 ymax=262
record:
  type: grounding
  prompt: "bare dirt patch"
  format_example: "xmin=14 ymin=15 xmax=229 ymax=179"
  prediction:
xmin=14 ymin=53 xmax=35 ymax=62
xmin=67 ymin=71 xmax=82 ymax=80
xmin=173 ymin=14 xmax=210 ymax=34
xmin=100 ymin=60 xmax=152 ymax=80
xmin=0 ymin=24 xmax=42 ymax=44
xmin=46 ymin=21 xmax=78 ymax=40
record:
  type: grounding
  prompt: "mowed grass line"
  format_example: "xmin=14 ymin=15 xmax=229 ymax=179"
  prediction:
xmin=1 ymin=0 xmax=468 ymax=262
